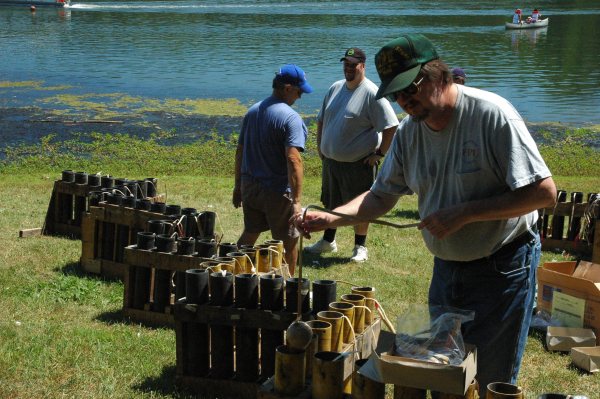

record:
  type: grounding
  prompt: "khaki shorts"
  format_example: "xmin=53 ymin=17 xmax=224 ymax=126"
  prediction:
xmin=242 ymin=179 xmax=299 ymax=240
xmin=321 ymin=156 xmax=377 ymax=210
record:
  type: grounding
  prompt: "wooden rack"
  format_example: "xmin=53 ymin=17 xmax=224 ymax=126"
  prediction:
xmin=39 ymin=179 xmax=105 ymax=238
xmin=538 ymin=196 xmax=599 ymax=262
xmin=122 ymin=246 xmax=214 ymax=327
xmin=80 ymin=203 xmax=166 ymax=280
xmin=174 ymin=300 xmax=381 ymax=399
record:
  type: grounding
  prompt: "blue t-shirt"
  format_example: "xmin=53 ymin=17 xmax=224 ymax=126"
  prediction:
xmin=238 ymin=96 xmax=307 ymax=193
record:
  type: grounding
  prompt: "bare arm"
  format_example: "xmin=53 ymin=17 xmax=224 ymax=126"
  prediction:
xmin=364 ymin=125 xmax=398 ymax=166
xmin=232 ymin=144 xmax=244 ymax=208
xmin=316 ymin=120 xmax=324 ymax=160
xmin=286 ymin=146 xmax=304 ymax=216
xmin=420 ymin=176 xmax=557 ymax=239
xmin=294 ymin=190 xmax=399 ymax=239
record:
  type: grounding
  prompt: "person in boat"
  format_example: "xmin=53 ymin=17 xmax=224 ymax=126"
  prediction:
xmin=512 ymin=9 xmax=522 ymax=24
xmin=293 ymin=33 xmax=556 ymax=397
xmin=304 ymin=47 xmax=399 ymax=262
xmin=233 ymin=64 xmax=313 ymax=274
xmin=531 ymin=9 xmax=541 ymax=22
xmin=451 ymin=67 xmax=466 ymax=85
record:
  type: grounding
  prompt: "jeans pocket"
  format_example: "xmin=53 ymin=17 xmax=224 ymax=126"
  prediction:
xmin=492 ymin=246 xmax=531 ymax=276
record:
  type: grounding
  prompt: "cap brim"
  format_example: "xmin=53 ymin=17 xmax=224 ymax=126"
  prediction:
xmin=375 ymin=64 xmax=421 ymax=100
xmin=299 ymin=82 xmax=314 ymax=94
xmin=340 ymin=56 xmax=364 ymax=64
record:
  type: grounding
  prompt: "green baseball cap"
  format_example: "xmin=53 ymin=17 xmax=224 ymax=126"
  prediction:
xmin=374 ymin=34 xmax=439 ymax=100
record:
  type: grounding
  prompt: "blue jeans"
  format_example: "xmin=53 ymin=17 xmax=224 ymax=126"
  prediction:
xmin=428 ymin=230 xmax=541 ymax=396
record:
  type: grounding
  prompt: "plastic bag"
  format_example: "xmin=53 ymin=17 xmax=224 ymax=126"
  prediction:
xmin=395 ymin=304 xmax=475 ymax=365
xmin=529 ymin=309 xmax=563 ymax=332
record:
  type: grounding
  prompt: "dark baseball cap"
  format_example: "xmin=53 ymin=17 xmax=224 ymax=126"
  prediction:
xmin=340 ymin=47 xmax=366 ymax=64
xmin=275 ymin=64 xmax=314 ymax=94
xmin=374 ymin=34 xmax=440 ymax=100
xmin=451 ymin=67 xmax=467 ymax=79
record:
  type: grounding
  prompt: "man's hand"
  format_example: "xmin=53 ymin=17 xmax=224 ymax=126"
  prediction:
xmin=289 ymin=211 xmax=334 ymax=239
xmin=232 ymin=186 xmax=242 ymax=208
xmin=418 ymin=203 xmax=468 ymax=240
xmin=363 ymin=153 xmax=383 ymax=166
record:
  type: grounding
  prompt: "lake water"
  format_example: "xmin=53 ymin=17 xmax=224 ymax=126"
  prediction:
xmin=1 ymin=0 xmax=599 ymax=125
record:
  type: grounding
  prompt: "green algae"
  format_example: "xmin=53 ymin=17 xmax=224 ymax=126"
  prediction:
xmin=0 ymin=81 xmax=74 ymax=91
xmin=36 ymin=93 xmax=248 ymax=120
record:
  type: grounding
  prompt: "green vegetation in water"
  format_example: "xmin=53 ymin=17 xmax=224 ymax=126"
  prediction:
xmin=538 ymin=128 xmax=600 ymax=176
xmin=37 ymin=94 xmax=249 ymax=120
xmin=0 ymin=80 xmax=75 ymax=91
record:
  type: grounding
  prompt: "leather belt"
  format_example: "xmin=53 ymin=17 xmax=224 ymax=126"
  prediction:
xmin=489 ymin=223 xmax=538 ymax=259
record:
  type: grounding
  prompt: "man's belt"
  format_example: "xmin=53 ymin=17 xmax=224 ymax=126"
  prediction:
xmin=489 ymin=223 xmax=539 ymax=259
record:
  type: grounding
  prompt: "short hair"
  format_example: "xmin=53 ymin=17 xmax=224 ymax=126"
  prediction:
xmin=421 ymin=59 xmax=453 ymax=87
xmin=272 ymin=77 xmax=300 ymax=93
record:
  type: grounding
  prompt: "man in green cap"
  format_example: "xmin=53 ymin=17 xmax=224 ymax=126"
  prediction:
xmin=293 ymin=34 xmax=557 ymax=395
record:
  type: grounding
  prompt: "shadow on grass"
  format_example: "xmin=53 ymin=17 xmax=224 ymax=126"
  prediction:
xmin=94 ymin=309 xmax=175 ymax=330
xmin=386 ymin=208 xmax=420 ymax=221
xmin=300 ymin=251 xmax=353 ymax=269
xmin=131 ymin=365 xmax=195 ymax=398
xmin=57 ymin=261 xmax=122 ymax=283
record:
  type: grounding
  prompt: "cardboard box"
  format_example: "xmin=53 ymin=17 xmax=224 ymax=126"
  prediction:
xmin=537 ymin=261 xmax=600 ymax=344
xmin=546 ymin=326 xmax=597 ymax=351
xmin=357 ymin=330 xmax=477 ymax=396
xmin=571 ymin=347 xmax=600 ymax=373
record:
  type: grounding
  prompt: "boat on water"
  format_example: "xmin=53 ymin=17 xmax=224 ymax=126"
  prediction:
xmin=505 ymin=18 xmax=549 ymax=29
xmin=0 ymin=0 xmax=69 ymax=6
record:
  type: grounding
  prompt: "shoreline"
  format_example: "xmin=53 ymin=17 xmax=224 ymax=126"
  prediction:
xmin=1 ymin=106 xmax=598 ymax=151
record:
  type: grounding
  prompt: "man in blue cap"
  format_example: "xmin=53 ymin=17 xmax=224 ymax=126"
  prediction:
xmin=451 ymin=67 xmax=466 ymax=85
xmin=293 ymin=35 xmax=557 ymax=395
xmin=233 ymin=64 xmax=313 ymax=274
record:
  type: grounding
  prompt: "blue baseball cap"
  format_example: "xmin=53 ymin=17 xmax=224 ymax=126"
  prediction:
xmin=451 ymin=67 xmax=467 ymax=79
xmin=275 ymin=64 xmax=314 ymax=94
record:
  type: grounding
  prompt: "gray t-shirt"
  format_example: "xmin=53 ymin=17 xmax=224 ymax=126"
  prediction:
xmin=372 ymin=85 xmax=552 ymax=261
xmin=318 ymin=78 xmax=399 ymax=162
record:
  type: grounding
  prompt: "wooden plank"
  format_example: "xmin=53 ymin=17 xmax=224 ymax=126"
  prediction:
xmin=539 ymin=203 xmax=598 ymax=218
xmin=90 ymin=206 xmax=106 ymax=219
xmin=42 ymin=181 xmax=58 ymax=236
xmin=355 ymin=317 xmax=381 ymax=359
xmin=124 ymin=246 xmax=212 ymax=272
xmin=19 ymin=228 xmax=43 ymax=238
xmin=541 ymin=238 xmax=594 ymax=255
xmin=98 ymin=203 xmax=166 ymax=230
xmin=123 ymin=265 xmax=136 ymax=309
xmin=81 ymin=212 xmax=96 ymax=264
xmin=53 ymin=180 xmax=101 ymax=197
xmin=100 ymin=259 xmax=126 ymax=281
xmin=173 ymin=303 xmax=305 ymax=330
xmin=122 ymin=307 xmax=174 ymax=327
xmin=175 ymin=321 xmax=186 ymax=375
xmin=82 ymin=258 xmax=102 ymax=274
xmin=52 ymin=222 xmax=82 ymax=237
xmin=176 ymin=374 xmax=261 ymax=399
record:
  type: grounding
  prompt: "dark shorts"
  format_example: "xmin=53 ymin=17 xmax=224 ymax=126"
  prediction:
xmin=321 ymin=156 xmax=378 ymax=210
xmin=241 ymin=179 xmax=299 ymax=240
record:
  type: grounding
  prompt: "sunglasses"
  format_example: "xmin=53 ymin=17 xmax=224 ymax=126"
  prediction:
xmin=385 ymin=76 xmax=425 ymax=103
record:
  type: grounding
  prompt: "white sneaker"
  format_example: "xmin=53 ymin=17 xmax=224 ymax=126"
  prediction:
xmin=350 ymin=245 xmax=368 ymax=262
xmin=305 ymin=239 xmax=338 ymax=253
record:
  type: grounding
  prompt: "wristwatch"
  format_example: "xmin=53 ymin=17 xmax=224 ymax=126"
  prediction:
xmin=375 ymin=148 xmax=385 ymax=157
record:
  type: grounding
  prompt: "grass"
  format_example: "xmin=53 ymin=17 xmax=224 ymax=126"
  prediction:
xmin=0 ymin=126 xmax=599 ymax=398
